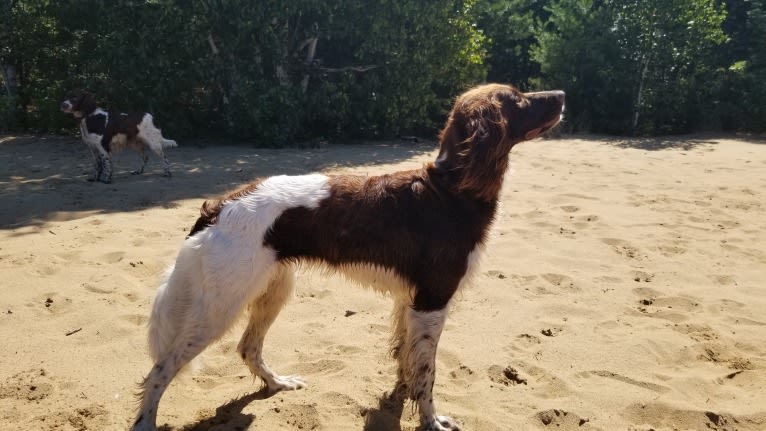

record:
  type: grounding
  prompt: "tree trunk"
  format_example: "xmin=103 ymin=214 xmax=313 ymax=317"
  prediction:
xmin=2 ymin=64 xmax=18 ymax=96
xmin=300 ymin=37 xmax=318 ymax=93
xmin=633 ymin=57 xmax=650 ymax=133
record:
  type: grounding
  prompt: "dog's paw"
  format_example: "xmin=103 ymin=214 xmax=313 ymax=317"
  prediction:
xmin=267 ymin=375 xmax=307 ymax=394
xmin=422 ymin=415 xmax=460 ymax=431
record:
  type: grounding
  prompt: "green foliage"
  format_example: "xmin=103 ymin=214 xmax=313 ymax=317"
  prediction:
xmin=1 ymin=0 xmax=765 ymax=137
xmin=724 ymin=0 xmax=766 ymax=130
xmin=531 ymin=0 xmax=626 ymax=132
xmin=0 ymin=0 xmax=487 ymax=142
xmin=477 ymin=0 xmax=548 ymax=90
xmin=0 ymin=95 xmax=22 ymax=130
xmin=530 ymin=0 xmax=728 ymax=134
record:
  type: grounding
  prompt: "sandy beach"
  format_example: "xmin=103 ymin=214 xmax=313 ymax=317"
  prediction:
xmin=1 ymin=133 xmax=765 ymax=431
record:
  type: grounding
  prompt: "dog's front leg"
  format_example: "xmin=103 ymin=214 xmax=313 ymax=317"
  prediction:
xmin=98 ymin=153 xmax=113 ymax=183
xmin=85 ymin=143 xmax=101 ymax=182
xmin=401 ymin=308 xmax=460 ymax=431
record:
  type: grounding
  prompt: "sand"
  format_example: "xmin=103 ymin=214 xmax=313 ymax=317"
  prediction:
xmin=1 ymin=133 xmax=765 ymax=431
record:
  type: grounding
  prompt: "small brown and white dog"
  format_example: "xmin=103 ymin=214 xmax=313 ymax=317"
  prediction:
xmin=60 ymin=90 xmax=177 ymax=183
xmin=131 ymin=84 xmax=564 ymax=431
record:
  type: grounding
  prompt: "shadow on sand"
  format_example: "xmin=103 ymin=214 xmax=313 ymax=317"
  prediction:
xmin=0 ymin=135 xmax=436 ymax=229
xmin=153 ymin=383 xmax=411 ymax=431
xmin=157 ymin=388 xmax=270 ymax=431
xmin=584 ymin=132 xmax=766 ymax=151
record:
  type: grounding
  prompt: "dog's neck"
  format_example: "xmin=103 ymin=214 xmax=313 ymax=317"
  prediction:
xmin=432 ymin=139 xmax=514 ymax=202
xmin=74 ymin=106 xmax=104 ymax=121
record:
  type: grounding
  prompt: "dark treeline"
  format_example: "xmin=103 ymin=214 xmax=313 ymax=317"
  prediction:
xmin=1 ymin=0 xmax=764 ymax=143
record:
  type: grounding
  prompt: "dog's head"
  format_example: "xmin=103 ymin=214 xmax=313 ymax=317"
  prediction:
xmin=436 ymin=84 xmax=565 ymax=200
xmin=61 ymin=90 xmax=97 ymax=118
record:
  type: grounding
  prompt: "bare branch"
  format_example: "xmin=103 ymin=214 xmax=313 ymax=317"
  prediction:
xmin=319 ymin=65 xmax=380 ymax=73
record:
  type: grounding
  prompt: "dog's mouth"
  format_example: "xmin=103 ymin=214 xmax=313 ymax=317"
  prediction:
xmin=522 ymin=92 xmax=565 ymax=140
xmin=60 ymin=101 xmax=73 ymax=113
xmin=535 ymin=105 xmax=565 ymax=135
xmin=524 ymin=109 xmax=564 ymax=140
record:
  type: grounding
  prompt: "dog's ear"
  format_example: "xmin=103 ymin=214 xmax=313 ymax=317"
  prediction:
xmin=436 ymin=98 xmax=509 ymax=201
xmin=458 ymin=105 xmax=508 ymax=200
xmin=76 ymin=91 xmax=97 ymax=114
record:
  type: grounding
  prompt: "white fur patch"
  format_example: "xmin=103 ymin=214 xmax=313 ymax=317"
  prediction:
xmin=217 ymin=174 xmax=331 ymax=236
xmin=136 ymin=113 xmax=176 ymax=150
xmin=459 ymin=246 xmax=485 ymax=290
xmin=148 ymin=174 xmax=331 ymax=361
xmin=80 ymin=109 xmax=108 ymax=153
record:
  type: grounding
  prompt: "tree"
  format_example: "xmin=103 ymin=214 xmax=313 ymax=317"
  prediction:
xmin=611 ymin=0 xmax=726 ymax=133
xmin=476 ymin=0 xmax=548 ymax=90
xmin=531 ymin=0 xmax=727 ymax=134
xmin=1 ymin=1 xmax=488 ymax=141
xmin=721 ymin=0 xmax=766 ymax=130
xmin=531 ymin=0 xmax=625 ymax=132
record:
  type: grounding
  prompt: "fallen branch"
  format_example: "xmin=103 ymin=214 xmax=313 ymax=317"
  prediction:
xmin=319 ymin=65 xmax=379 ymax=73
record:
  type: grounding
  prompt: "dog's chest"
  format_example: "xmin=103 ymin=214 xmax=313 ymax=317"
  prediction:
xmin=81 ymin=111 xmax=108 ymax=147
xmin=80 ymin=125 xmax=102 ymax=149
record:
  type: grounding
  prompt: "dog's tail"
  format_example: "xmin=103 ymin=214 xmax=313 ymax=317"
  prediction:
xmin=161 ymin=138 xmax=177 ymax=148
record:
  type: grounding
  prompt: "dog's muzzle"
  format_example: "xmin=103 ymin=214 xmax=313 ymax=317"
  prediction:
xmin=60 ymin=101 xmax=73 ymax=112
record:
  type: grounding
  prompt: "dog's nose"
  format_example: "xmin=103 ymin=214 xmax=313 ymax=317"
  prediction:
xmin=60 ymin=102 xmax=69 ymax=110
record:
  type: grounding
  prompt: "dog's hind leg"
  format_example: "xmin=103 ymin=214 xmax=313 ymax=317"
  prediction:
xmin=133 ymin=148 xmax=148 ymax=175
xmin=137 ymin=115 xmax=174 ymax=177
xmin=237 ymin=263 xmax=306 ymax=393
xmin=390 ymin=299 xmax=409 ymax=387
xmin=133 ymin=236 xmax=279 ymax=431
xmin=159 ymin=149 xmax=171 ymax=178
xmin=145 ymin=142 xmax=171 ymax=177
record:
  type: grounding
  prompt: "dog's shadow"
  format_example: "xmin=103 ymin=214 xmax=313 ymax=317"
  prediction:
xmin=158 ymin=384 xmax=410 ymax=431
xmin=159 ymin=387 xmax=272 ymax=431
xmin=362 ymin=383 xmax=409 ymax=431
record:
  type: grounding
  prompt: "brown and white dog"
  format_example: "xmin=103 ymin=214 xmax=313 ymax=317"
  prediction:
xmin=60 ymin=90 xmax=177 ymax=183
xmin=131 ymin=84 xmax=564 ymax=431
